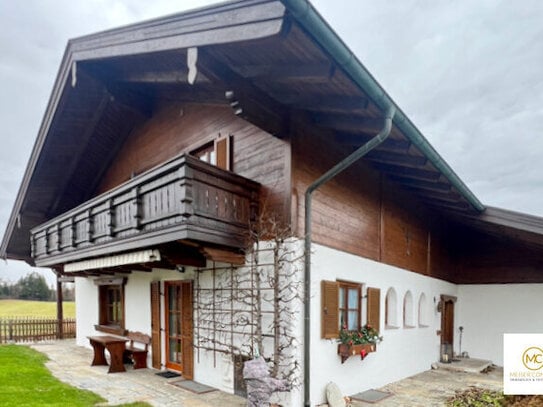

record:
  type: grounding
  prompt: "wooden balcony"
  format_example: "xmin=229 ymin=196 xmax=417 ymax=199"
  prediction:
xmin=30 ymin=154 xmax=259 ymax=267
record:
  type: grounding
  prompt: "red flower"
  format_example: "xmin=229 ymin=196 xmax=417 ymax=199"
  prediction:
xmin=360 ymin=349 xmax=368 ymax=360
xmin=348 ymin=340 xmax=353 ymax=346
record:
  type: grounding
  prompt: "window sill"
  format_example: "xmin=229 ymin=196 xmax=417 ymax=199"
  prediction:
xmin=404 ymin=324 xmax=416 ymax=329
xmin=385 ymin=324 xmax=399 ymax=330
xmin=94 ymin=325 xmax=127 ymax=336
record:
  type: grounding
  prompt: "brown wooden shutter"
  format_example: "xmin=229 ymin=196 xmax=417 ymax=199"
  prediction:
xmin=215 ymin=136 xmax=231 ymax=171
xmin=367 ymin=287 xmax=381 ymax=332
xmin=321 ymin=280 xmax=339 ymax=339
xmin=150 ymin=281 xmax=161 ymax=369
xmin=181 ymin=281 xmax=194 ymax=379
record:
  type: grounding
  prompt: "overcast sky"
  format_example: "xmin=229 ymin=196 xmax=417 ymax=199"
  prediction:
xmin=1 ymin=0 xmax=542 ymax=284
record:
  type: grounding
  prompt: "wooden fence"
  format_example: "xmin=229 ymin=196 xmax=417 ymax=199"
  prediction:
xmin=0 ymin=317 xmax=76 ymax=343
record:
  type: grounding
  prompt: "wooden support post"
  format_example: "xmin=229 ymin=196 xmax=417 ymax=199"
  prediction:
xmin=56 ymin=272 xmax=64 ymax=339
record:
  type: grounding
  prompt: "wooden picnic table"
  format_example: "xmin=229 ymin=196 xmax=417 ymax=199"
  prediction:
xmin=87 ymin=335 xmax=128 ymax=373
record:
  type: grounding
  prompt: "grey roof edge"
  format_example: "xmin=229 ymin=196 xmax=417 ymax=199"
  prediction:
xmin=280 ymin=0 xmax=485 ymax=212
xmin=472 ymin=206 xmax=543 ymax=236
xmin=0 ymin=0 xmax=286 ymax=261
xmin=70 ymin=0 xmax=274 ymax=45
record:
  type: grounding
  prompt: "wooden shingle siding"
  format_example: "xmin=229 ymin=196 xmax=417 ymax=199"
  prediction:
xmin=291 ymin=127 xmax=456 ymax=280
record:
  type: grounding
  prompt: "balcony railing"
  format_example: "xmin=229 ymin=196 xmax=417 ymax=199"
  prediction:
xmin=30 ymin=154 xmax=259 ymax=267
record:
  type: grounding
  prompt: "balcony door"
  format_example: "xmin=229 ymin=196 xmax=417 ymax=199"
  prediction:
xmin=165 ymin=280 xmax=193 ymax=379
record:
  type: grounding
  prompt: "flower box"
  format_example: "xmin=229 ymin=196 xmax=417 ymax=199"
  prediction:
xmin=338 ymin=343 xmax=376 ymax=364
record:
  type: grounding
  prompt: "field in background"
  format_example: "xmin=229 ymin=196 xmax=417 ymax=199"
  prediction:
xmin=0 ymin=299 xmax=75 ymax=318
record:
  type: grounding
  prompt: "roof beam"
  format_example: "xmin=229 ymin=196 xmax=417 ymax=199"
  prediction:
xmin=373 ymin=163 xmax=441 ymax=181
xmin=387 ymin=175 xmax=452 ymax=192
xmin=313 ymin=113 xmax=384 ymax=133
xmin=236 ymin=62 xmax=333 ymax=82
xmin=279 ymin=94 xmax=369 ymax=113
xmin=410 ymin=188 xmax=463 ymax=203
xmin=423 ymin=199 xmax=471 ymax=211
xmin=365 ymin=151 xmax=427 ymax=167
xmin=200 ymin=50 xmax=289 ymax=136
xmin=336 ymin=133 xmax=409 ymax=152
xmin=116 ymin=69 xmax=211 ymax=84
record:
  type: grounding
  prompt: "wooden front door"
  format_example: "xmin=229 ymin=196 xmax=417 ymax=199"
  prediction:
xmin=440 ymin=296 xmax=456 ymax=348
xmin=165 ymin=280 xmax=193 ymax=379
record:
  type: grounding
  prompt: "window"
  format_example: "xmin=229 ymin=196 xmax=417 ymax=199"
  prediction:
xmin=96 ymin=278 xmax=126 ymax=331
xmin=338 ymin=281 xmax=361 ymax=330
xmin=192 ymin=135 xmax=232 ymax=171
xmin=385 ymin=287 xmax=398 ymax=328
xmin=194 ymin=143 xmax=216 ymax=165
xmin=321 ymin=280 xmax=380 ymax=339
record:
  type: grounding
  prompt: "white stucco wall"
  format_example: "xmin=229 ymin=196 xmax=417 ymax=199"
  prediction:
xmin=309 ymin=243 xmax=457 ymax=405
xmin=79 ymin=241 xmax=540 ymax=406
xmin=75 ymin=276 xmax=99 ymax=345
xmin=456 ymin=284 xmax=543 ymax=366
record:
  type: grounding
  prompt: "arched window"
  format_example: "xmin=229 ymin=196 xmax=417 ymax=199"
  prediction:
xmin=385 ymin=287 xmax=398 ymax=328
xmin=418 ymin=293 xmax=429 ymax=327
xmin=403 ymin=290 xmax=414 ymax=327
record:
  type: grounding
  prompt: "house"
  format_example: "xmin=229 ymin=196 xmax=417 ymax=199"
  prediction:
xmin=2 ymin=0 xmax=543 ymax=405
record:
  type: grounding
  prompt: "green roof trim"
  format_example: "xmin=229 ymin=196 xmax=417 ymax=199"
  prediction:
xmin=281 ymin=0 xmax=485 ymax=212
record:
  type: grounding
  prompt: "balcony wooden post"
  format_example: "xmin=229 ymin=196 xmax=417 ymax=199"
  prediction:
xmin=55 ymin=224 xmax=62 ymax=252
xmin=86 ymin=209 xmax=94 ymax=243
xmin=178 ymin=164 xmax=194 ymax=219
xmin=131 ymin=187 xmax=142 ymax=230
xmin=70 ymin=216 xmax=76 ymax=248
xmin=56 ymin=272 xmax=64 ymax=339
xmin=106 ymin=199 xmax=115 ymax=237
xmin=30 ymin=234 xmax=36 ymax=258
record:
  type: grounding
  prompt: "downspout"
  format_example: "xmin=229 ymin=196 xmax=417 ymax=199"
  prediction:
xmin=303 ymin=106 xmax=395 ymax=406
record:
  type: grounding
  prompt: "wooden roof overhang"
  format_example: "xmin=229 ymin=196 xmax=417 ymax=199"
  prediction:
xmin=4 ymin=0 xmax=540 ymax=267
xmin=451 ymin=206 xmax=543 ymax=250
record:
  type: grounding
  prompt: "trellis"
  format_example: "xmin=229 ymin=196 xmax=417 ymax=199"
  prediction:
xmin=193 ymin=239 xmax=302 ymax=386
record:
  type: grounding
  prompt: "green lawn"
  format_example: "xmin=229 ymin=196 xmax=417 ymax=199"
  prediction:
xmin=0 ymin=345 xmax=151 ymax=407
xmin=0 ymin=300 xmax=75 ymax=318
xmin=0 ymin=344 xmax=103 ymax=406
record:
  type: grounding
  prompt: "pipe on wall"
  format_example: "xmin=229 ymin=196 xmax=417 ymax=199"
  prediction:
xmin=303 ymin=106 xmax=395 ymax=406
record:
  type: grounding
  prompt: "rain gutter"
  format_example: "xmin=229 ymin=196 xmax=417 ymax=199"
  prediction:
xmin=303 ymin=107 xmax=394 ymax=406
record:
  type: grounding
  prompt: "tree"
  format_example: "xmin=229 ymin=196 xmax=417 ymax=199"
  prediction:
xmin=17 ymin=272 xmax=52 ymax=301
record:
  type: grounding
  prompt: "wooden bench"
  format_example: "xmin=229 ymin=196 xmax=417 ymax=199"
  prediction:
xmin=124 ymin=331 xmax=151 ymax=369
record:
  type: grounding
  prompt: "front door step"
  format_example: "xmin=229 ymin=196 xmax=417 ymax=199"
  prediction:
xmin=436 ymin=358 xmax=493 ymax=373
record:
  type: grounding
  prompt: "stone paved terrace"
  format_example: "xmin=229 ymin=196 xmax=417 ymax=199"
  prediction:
xmin=30 ymin=340 xmax=504 ymax=406
xmin=350 ymin=365 xmax=503 ymax=407
xmin=31 ymin=340 xmax=246 ymax=407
